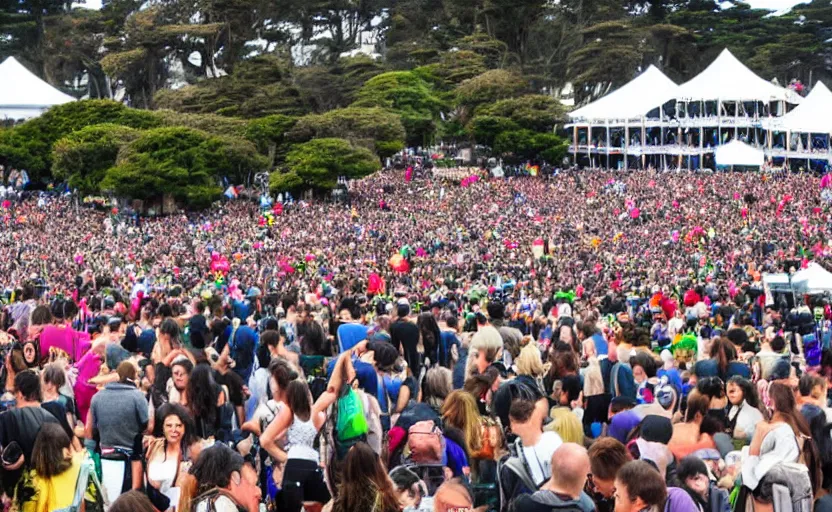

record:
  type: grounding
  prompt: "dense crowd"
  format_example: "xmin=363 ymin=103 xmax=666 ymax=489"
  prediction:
xmin=0 ymin=167 xmax=830 ymax=512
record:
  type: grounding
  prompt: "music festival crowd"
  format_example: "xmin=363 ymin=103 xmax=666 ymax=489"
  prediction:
xmin=0 ymin=165 xmax=830 ymax=512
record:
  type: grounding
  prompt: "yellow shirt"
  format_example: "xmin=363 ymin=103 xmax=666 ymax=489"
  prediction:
xmin=24 ymin=452 xmax=86 ymax=512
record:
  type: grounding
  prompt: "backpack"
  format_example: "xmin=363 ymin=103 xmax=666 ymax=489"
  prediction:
xmin=407 ymin=420 xmax=444 ymax=464
xmin=610 ymin=362 xmax=636 ymax=400
xmin=333 ymin=382 xmax=369 ymax=459
xmin=54 ymin=455 xmax=106 ymax=512
xmin=497 ymin=447 xmax=541 ymax=512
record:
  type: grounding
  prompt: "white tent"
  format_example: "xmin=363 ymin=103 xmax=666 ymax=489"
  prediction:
xmin=791 ymin=263 xmax=832 ymax=295
xmin=772 ymin=81 xmax=832 ymax=134
xmin=568 ymin=65 xmax=678 ymax=122
xmin=0 ymin=57 xmax=75 ymax=120
xmin=675 ymin=49 xmax=801 ymax=103
xmin=714 ymin=139 xmax=765 ymax=166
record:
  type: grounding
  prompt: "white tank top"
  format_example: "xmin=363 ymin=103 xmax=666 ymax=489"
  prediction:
xmin=286 ymin=415 xmax=319 ymax=462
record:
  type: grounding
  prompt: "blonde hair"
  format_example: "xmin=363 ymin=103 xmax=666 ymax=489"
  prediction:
xmin=467 ymin=326 xmax=503 ymax=378
xmin=442 ymin=390 xmax=483 ymax=452
xmin=515 ymin=342 xmax=545 ymax=377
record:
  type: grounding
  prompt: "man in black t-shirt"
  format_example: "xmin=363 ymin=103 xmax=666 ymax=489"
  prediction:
xmin=0 ymin=370 xmax=59 ymax=496
xmin=389 ymin=303 xmax=421 ymax=375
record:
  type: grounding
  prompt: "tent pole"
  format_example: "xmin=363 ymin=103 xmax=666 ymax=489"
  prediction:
xmin=624 ymin=120 xmax=629 ymax=171
xmin=572 ymin=125 xmax=578 ymax=166
xmin=588 ymin=123 xmax=592 ymax=165
xmin=606 ymin=122 xmax=611 ymax=170
xmin=642 ymin=117 xmax=646 ymax=170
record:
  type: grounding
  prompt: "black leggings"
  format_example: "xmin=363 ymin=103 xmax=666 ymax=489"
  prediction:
xmin=276 ymin=458 xmax=331 ymax=512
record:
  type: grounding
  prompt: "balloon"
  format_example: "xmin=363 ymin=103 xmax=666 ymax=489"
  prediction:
xmin=733 ymin=192 xmax=740 ymax=200
xmin=305 ymin=253 xmax=316 ymax=262
xmin=630 ymin=208 xmax=640 ymax=219
xmin=233 ymin=252 xmax=243 ymax=261
xmin=273 ymin=203 xmax=283 ymax=215
xmin=74 ymin=254 xmax=84 ymax=265
xmin=388 ymin=254 xmax=410 ymax=273
xmin=671 ymin=231 xmax=680 ymax=243
xmin=672 ymin=200 xmax=680 ymax=209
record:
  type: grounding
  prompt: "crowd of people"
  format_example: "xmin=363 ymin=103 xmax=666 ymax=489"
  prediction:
xmin=0 ymin=165 xmax=830 ymax=512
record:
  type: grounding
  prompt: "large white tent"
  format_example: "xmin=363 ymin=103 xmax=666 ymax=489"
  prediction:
xmin=674 ymin=49 xmax=800 ymax=103
xmin=0 ymin=57 xmax=75 ymax=120
xmin=770 ymin=81 xmax=832 ymax=134
xmin=791 ymin=263 xmax=832 ymax=295
xmin=568 ymin=65 xmax=678 ymax=122
xmin=714 ymin=139 xmax=765 ymax=166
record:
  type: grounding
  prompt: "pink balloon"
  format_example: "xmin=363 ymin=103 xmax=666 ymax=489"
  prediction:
xmin=630 ymin=208 xmax=640 ymax=219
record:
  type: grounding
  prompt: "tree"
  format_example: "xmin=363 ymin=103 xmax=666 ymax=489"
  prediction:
xmin=245 ymin=115 xmax=298 ymax=166
xmin=279 ymin=137 xmax=380 ymax=191
xmin=352 ymin=71 xmax=445 ymax=146
xmin=52 ymin=124 xmax=140 ymax=194
xmin=455 ymin=69 xmax=526 ymax=115
xmin=477 ymin=94 xmax=565 ymax=131
xmin=153 ymin=55 xmax=309 ymax=118
xmin=493 ymin=129 xmax=567 ymax=163
xmin=287 ymin=107 xmax=406 ymax=158
xmin=466 ymin=115 xmax=519 ymax=147
xmin=566 ymin=21 xmax=644 ymax=103
xmin=102 ymin=126 xmax=267 ymax=209
xmin=0 ymin=99 xmax=161 ymax=180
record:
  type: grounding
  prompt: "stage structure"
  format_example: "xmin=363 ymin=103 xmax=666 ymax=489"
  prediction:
xmin=565 ymin=49 xmax=832 ymax=171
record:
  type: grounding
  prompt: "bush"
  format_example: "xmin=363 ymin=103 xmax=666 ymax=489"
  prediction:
xmin=352 ymin=71 xmax=444 ymax=146
xmin=151 ymin=110 xmax=248 ymax=137
xmin=477 ymin=95 xmax=566 ymax=132
xmin=287 ymin=107 xmax=405 ymax=158
xmin=278 ymin=138 xmax=380 ymax=192
xmin=467 ymin=115 xmax=520 ymax=147
xmin=102 ymin=127 xmax=267 ymax=209
xmin=455 ymin=69 xmax=526 ymax=112
xmin=0 ymin=100 xmax=161 ymax=180
xmin=52 ymin=124 xmax=141 ymax=195
xmin=494 ymin=129 xmax=568 ymax=164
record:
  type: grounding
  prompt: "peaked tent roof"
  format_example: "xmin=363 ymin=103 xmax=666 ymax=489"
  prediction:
xmin=568 ymin=65 xmax=678 ymax=122
xmin=0 ymin=57 xmax=75 ymax=120
xmin=675 ymin=49 xmax=801 ymax=103
xmin=775 ymin=81 xmax=832 ymax=134
xmin=714 ymin=139 xmax=764 ymax=167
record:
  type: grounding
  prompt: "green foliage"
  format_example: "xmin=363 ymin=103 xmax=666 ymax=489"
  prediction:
xmin=467 ymin=116 xmax=520 ymax=147
xmin=269 ymin=171 xmax=304 ymax=194
xmin=352 ymin=71 xmax=445 ymax=146
xmin=0 ymin=100 xmax=162 ymax=180
xmin=102 ymin=127 xmax=267 ymax=209
xmin=287 ymin=107 xmax=406 ymax=158
xmin=51 ymin=124 xmax=140 ymax=195
xmin=245 ymin=115 xmax=298 ymax=163
xmin=455 ymin=70 xmax=527 ymax=113
xmin=279 ymin=138 xmax=381 ymax=192
xmin=477 ymin=95 xmax=565 ymax=131
xmin=493 ymin=129 xmax=567 ymax=163
xmin=151 ymin=110 xmax=248 ymax=137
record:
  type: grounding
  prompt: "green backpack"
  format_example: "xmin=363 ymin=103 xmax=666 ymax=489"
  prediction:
xmin=333 ymin=383 xmax=369 ymax=459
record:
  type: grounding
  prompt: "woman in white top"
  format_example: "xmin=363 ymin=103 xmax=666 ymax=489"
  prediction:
xmin=725 ymin=376 xmax=765 ymax=441
xmin=260 ymin=352 xmax=347 ymax=512
xmin=145 ymin=404 xmax=201 ymax=511
xmin=741 ymin=382 xmax=821 ymax=512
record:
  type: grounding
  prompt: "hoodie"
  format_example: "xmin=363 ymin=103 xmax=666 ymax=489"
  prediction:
xmin=509 ymin=490 xmax=597 ymax=512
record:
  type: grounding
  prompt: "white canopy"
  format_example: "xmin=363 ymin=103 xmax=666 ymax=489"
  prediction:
xmin=791 ymin=263 xmax=832 ymax=295
xmin=714 ymin=139 xmax=765 ymax=167
xmin=0 ymin=57 xmax=75 ymax=120
xmin=568 ymin=65 xmax=678 ymax=122
xmin=773 ymin=82 xmax=832 ymax=134
xmin=763 ymin=272 xmax=792 ymax=292
xmin=675 ymin=49 xmax=801 ymax=103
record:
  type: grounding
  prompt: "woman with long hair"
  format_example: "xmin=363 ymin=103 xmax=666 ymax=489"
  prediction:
xmin=741 ymin=382 xmax=822 ymax=510
xmin=149 ymin=319 xmax=195 ymax=409
xmin=329 ymin=442 xmax=401 ymax=512
xmin=25 ymin=423 xmax=95 ymax=512
xmin=262 ymin=378 xmax=336 ymax=512
xmin=726 ymin=376 xmax=766 ymax=441
xmin=417 ymin=313 xmax=441 ymax=367
xmin=668 ymin=391 xmax=717 ymax=461
xmin=693 ymin=337 xmax=750 ymax=381
xmin=186 ymin=363 xmax=228 ymax=441
xmin=422 ymin=366 xmax=452 ymax=414
xmin=145 ymin=403 xmax=200 ymax=511
xmin=441 ymin=390 xmax=502 ymax=481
